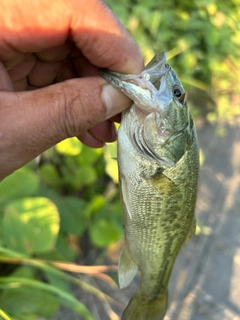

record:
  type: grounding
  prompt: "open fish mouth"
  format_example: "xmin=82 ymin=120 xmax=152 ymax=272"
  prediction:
xmin=100 ymin=52 xmax=171 ymax=113
xmin=100 ymin=52 xmax=170 ymax=87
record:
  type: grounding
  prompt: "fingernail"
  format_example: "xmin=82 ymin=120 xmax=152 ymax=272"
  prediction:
xmin=101 ymin=84 xmax=132 ymax=118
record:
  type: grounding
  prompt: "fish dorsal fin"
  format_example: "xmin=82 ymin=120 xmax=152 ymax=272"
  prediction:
xmin=118 ymin=243 xmax=138 ymax=289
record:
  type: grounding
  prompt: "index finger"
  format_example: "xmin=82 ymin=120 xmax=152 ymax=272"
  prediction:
xmin=69 ymin=0 xmax=144 ymax=74
xmin=0 ymin=0 xmax=143 ymax=74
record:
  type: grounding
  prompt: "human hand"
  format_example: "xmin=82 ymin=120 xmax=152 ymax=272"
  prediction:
xmin=0 ymin=0 xmax=143 ymax=180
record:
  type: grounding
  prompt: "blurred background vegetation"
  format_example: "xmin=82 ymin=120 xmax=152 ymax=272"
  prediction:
xmin=0 ymin=0 xmax=239 ymax=319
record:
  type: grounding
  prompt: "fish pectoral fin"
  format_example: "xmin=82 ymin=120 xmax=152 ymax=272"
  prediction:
xmin=144 ymin=170 xmax=177 ymax=195
xmin=161 ymin=172 xmax=176 ymax=184
xmin=118 ymin=243 xmax=138 ymax=289
xmin=121 ymin=175 xmax=132 ymax=219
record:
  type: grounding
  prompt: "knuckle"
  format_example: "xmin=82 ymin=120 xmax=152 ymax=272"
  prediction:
xmin=57 ymin=79 xmax=106 ymax=138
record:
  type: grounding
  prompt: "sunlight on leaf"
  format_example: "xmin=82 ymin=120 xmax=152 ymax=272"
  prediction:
xmin=104 ymin=143 xmax=119 ymax=183
xmin=55 ymin=137 xmax=82 ymax=156
xmin=0 ymin=309 xmax=12 ymax=320
xmin=3 ymin=198 xmax=60 ymax=255
xmin=0 ymin=168 xmax=39 ymax=206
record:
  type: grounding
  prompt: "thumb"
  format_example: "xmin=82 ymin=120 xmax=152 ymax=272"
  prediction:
xmin=0 ymin=76 xmax=130 ymax=180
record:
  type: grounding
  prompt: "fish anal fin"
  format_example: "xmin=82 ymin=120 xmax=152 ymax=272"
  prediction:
xmin=118 ymin=243 xmax=138 ymax=289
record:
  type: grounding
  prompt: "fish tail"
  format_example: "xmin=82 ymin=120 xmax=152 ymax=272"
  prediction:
xmin=121 ymin=291 xmax=168 ymax=320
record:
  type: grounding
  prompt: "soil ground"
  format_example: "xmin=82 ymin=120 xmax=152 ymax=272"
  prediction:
xmin=53 ymin=116 xmax=240 ymax=320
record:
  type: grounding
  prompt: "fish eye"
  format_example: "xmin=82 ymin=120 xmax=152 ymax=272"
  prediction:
xmin=172 ymin=85 xmax=185 ymax=103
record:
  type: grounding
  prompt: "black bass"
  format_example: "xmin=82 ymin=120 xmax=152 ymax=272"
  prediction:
xmin=101 ymin=52 xmax=199 ymax=320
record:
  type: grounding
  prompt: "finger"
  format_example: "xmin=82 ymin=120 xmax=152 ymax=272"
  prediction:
xmin=0 ymin=61 xmax=13 ymax=91
xmin=28 ymin=58 xmax=77 ymax=87
xmin=77 ymin=121 xmax=117 ymax=147
xmin=70 ymin=0 xmax=144 ymax=74
xmin=3 ymin=53 xmax=37 ymax=90
xmin=1 ymin=0 xmax=143 ymax=74
xmin=12 ymin=78 xmax=28 ymax=91
xmin=70 ymin=49 xmax=99 ymax=77
xmin=5 ymin=53 xmax=36 ymax=83
xmin=88 ymin=121 xmax=117 ymax=143
xmin=36 ymin=41 xmax=74 ymax=62
xmin=4 ymin=52 xmax=77 ymax=89
xmin=77 ymin=131 xmax=105 ymax=148
xmin=0 ymin=76 xmax=130 ymax=180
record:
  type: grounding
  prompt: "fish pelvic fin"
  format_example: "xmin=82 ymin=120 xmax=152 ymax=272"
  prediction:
xmin=122 ymin=291 xmax=168 ymax=320
xmin=118 ymin=243 xmax=138 ymax=289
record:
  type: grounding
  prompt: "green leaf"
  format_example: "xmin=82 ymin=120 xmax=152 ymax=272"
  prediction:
xmin=0 ymin=277 xmax=93 ymax=320
xmin=10 ymin=265 xmax=35 ymax=279
xmin=55 ymin=234 xmax=77 ymax=261
xmin=78 ymin=145 xmax=103 ymax=166
xmin=0 ymin=168 xmax=39 ymax=206
xmin=104 ymin=143 xmax=119 ymax=183
xmin=90 ymin=219 xmax=122 ymax=247
xmin=0 ymin=250 xmax=117 ymax=316
xmin=0 ymin=309 xmax=12 ymax=320
xmin=2 ymin=197 xmax=60 ymax=255
xmin=55 ymin=137 xmax=82 ymax=156
xmin=38 ymin=163 xmax=61 ymax=188
xmin=0 ymin=285 xmax=59 ymax=319
xmin=60 ymin=164 xmax=97 ymax=189
xmin=0 ymin=266 xmax=59 ymax=319
xmin=44 ymin=269 xmax=71 ymax=295
xmin=0 ymin=246 xmax=27 ymax=259
xmin=58 ymin=197 xmax=88 ymax=236
xmin=76 ymin=166 xmax=97 ymax=186
xmin=87 ymin=195 xmax=106 ymax=217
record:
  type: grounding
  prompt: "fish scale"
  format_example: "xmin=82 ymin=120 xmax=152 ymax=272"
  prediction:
xmin=100 ymin=52 xmax=199 ymax=320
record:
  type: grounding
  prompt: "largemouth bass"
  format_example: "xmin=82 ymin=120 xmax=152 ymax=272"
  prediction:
xmin=101 ymin=52 xmax=199 ymax=320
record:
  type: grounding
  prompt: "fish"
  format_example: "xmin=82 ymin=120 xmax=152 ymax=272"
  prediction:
xmin=100 ymin=52 xmax=199 ymax=320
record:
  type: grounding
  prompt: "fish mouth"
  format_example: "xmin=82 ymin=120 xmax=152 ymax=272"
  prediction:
xmin=100 ymin=52 xmax=170 ymax=112
xmin=100 ymin=52 xmax=169 ymax=90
